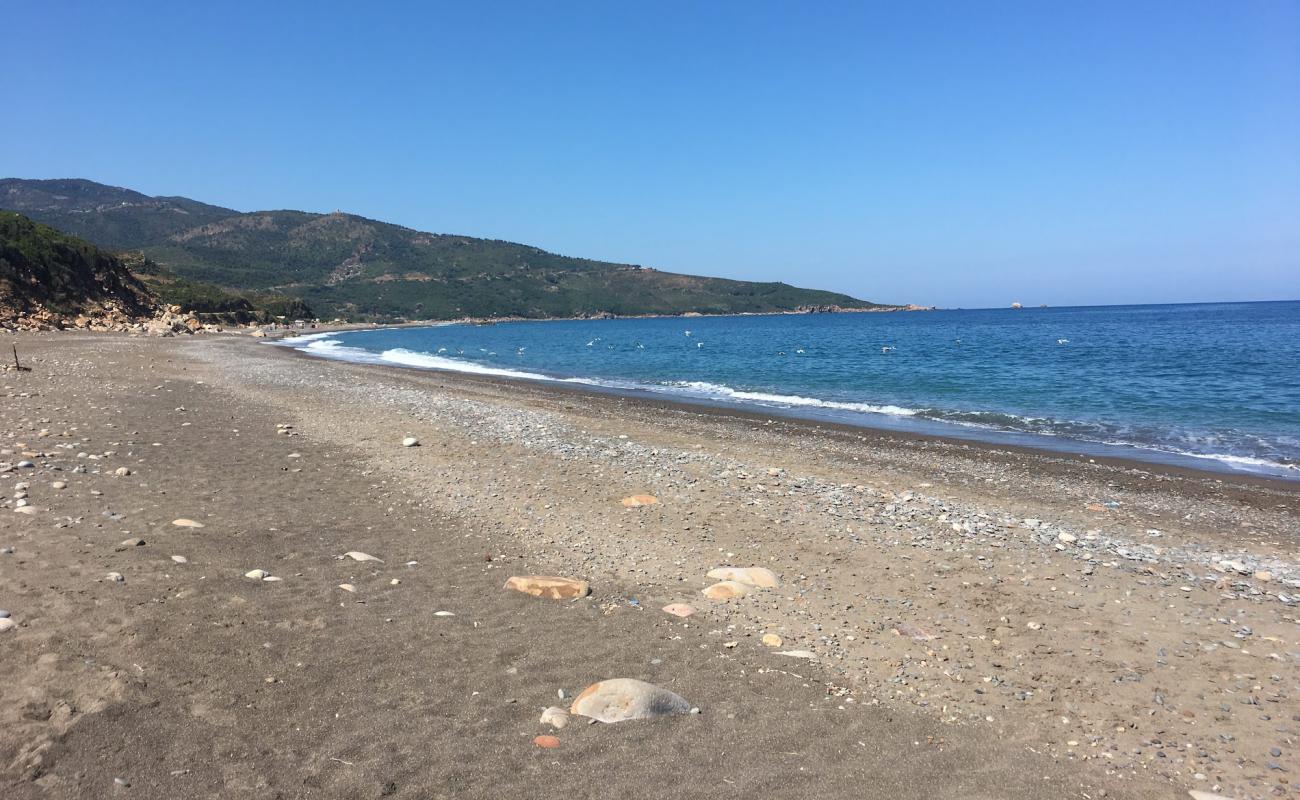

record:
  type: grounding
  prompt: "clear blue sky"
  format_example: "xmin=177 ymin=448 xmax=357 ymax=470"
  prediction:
xmin=5 ymin=1 xmax=1298 ymax=307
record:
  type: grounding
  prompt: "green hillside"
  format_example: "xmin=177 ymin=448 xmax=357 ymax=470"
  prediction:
xmin=0 ymin=211 xmax=155 ymax=319
xmin=1 ymin=178 xmax=890 ymax=321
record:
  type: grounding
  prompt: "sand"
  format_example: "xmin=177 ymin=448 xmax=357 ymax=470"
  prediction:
xmin=1 ymin=331 xmax=1296 ymax=799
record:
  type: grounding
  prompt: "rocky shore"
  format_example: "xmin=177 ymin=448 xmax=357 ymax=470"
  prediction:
xmin=1 ymin=332 xmax=1295 ymax=799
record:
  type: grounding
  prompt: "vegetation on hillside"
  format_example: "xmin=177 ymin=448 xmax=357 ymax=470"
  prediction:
xmin=0 ymin=211 xmax=155 ymax=318
xmin=1 ymin=178 xmax=891 ymax=321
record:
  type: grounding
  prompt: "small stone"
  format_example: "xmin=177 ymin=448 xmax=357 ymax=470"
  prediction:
xmin=504 ymin=575 xmax=591 ymax=600
xmin=244 ymin=569 xmax=269 ymax=580
xmin=338 ymin=583 xmax=356 ymax=593
xmin=775 ymin=650 xmax=817 ymax=659
xmin=389 ymin=578 xmax=401 ymax=585
xmin=620 ymin=495 xmax=659 ymax=508
xmin=343 ymin=551 xmax=383 ymax=562
xmin=706 ymin=567 xmax=778 ymax=588
xmin=1026 ymin=621 xmax=1043 ymax=631
xmin=171 ymin=555 xmax=188 ymax=564
xmin=662 ymin=603 xmax=696 ymax=618
xmin=114 ymin=467 xmax=131 ymax=476
xmin=433 ymin=611 xmax=455 ymax=617
xmin=106 ymin=572 xmax=125 ymax=583
xmin=172 ymin=519 xmax=204 ymax=528
xmin=402 ymin=437 xmax=420 ymax=447
xmin=0 ymin=618 xmax=15 ymax=633
xmin=0 ymin=609 xmax=9 ymax=617
xmin=569 ymin=678 xmax=691 ymax=723
xmin=51 ymin=481 xmax=67 ymax=490
xmin=13 ymin=506 xmax=38 ymax=515
xmin=1057 ymin=532 xmax=1077 ymax=544
xmin=702 ymin=580 xmax=750 ymax=600
xmin=1254 ymin=570 xmax=1273 ymax=582
xmin=761 ymin=633 xmax=783 ymax=647
xmin=114 ymin=537 xmax=145 ymax=551
xmin=540 ymin=706 xmax=570 ymax=729
xmin=533 ymin=735 xmax=561 ymax=748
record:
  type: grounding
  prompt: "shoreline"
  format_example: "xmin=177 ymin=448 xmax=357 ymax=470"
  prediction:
xmin=274 ymin=328 xmax=1300 ymax=489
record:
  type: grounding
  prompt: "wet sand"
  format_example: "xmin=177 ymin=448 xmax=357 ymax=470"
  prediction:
xmin=2 ymin=332 xmax=1296 ymax=799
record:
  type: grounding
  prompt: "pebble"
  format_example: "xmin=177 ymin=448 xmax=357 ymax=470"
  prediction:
xmin=540 ymin=706 xmax=570 ymax=729
xmin=569 ymin=678 xmax=691 ymax=723
xmin=402 ymin=437 xmax=420 ymax=447
xmin=662 ymin=603 xmax=696 ymax=617
xmin=0 ymin=609 xmax=9 ymax=617
xmin=504 ymin=575 xmax=591 ymax=600
xmin=702 ymin=580 xmax=750 ymax=600
xmin=761 ymin=633 xmax=784 ymax=647
xmin=533 ymin=735 xmax=561 ymax=748
xmin=433 ymin=611 xmax=455 ymax=617
xmin=620 ymin=494 xmax=659 ymax=508
xmin=171 ymin=555 xmax=188 ymax=564
xmin=342 ymin=551 xmax=383 ymax=562
xmin=0 ymin=618 xmax=15 ymax=633
xmin=50 ymin=481 xmax=67 ymax=489
xmin=338 ymin=583 xmax=356 ymax=592
xmin=775 ymin=650 xmax=817 ymax=659
xmin=114 ymin=467 xmax=131 ymax=476
xmin=706 ymin=566 xmax=779 ymax=588
xmin=172 ymin=519 xmax=204 ymax=528
xmin=244 ymin=569 xmax=269 ymax=579
xmin=114 ymin=537 xmax=146 ymax=551
xmin=106 ymin=572 xmax=124 ymax=583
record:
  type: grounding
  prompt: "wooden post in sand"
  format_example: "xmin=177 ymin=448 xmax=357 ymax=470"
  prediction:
xmin=11 ymin=343 xmax=25 ymax=372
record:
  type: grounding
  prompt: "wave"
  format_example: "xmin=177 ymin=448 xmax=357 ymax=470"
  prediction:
xmin=279 ymin=337 xmax=1298 ymax=477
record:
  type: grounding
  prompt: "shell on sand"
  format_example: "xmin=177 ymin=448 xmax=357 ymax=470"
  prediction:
xmin=620 ymin=495 xmax=659 ymax=508
xmin=662 ymin=603 xmax=696 ymax=618
xmin=172 ymin=519 xmax=205 ymax=528
xmin=706 ymin=566 xmax=778 ymax=588
xmin=569 ymin=678 xmax=691 ymax=723
xmin=343 ymin=551 xmax=383 ymax=562
xmin=504 ymin=575 xmax=590 ymax=600
xmin=701 ymin=580 xmax=750 ymax=600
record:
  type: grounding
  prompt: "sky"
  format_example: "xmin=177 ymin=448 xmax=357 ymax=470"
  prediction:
xmin=4 ymin=1 xmax=1298 ymax=308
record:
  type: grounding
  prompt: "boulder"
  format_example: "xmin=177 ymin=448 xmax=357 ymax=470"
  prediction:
xmin=701 ymin=580 xmax=750 ymax=600
xmin=504 ymin=576 xmax=591 ymax=600
xmin=569 ymin=678 xmax=691 ymax=723
xmin=706 ymin=566 xmax=778 ymax=588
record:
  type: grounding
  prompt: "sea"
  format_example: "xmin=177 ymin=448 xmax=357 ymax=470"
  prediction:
xmin=278 ymin=301 xmax=1300 ymax=480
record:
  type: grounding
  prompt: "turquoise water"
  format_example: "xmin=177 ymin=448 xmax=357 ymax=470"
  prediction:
xmin=281 ymin=302 xmax=1300 ymax=479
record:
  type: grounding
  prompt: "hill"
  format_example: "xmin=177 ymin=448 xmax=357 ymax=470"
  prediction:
xmin=1 ymin=178 xmax=891 ymax=321
xmin=0 ymin=211 xmax=156 ymax=329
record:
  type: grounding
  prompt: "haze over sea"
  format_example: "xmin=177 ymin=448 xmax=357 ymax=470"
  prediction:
xmin=283 ymin=301 xmax=1300 ymax=479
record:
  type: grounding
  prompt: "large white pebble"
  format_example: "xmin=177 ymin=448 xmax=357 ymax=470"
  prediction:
xmin=569 ymin=678 xmax=691 ymax=723
xmin=244 ymin=569 xmax=269 ymax=579
xmin=343 ymin=551 xmax=383 ymax=562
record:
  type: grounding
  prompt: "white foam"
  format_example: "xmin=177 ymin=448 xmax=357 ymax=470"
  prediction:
xmin=664 ymin=381 xmax=919 ymax=416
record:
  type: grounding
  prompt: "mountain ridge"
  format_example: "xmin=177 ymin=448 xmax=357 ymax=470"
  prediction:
xmin=1 ymin=178 xmax=896 ymax=321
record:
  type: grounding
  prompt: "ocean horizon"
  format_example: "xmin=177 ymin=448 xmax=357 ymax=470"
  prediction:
xmin=279 ymin=300 xmax=1300 ymax=480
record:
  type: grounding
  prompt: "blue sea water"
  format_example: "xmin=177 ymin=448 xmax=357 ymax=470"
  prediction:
xmin=280 ymin=302 xmax=1300 ymax=480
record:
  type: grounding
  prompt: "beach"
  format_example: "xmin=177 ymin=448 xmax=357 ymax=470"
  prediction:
xmin=2 ymin=331 xmax=1297 ymax=799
